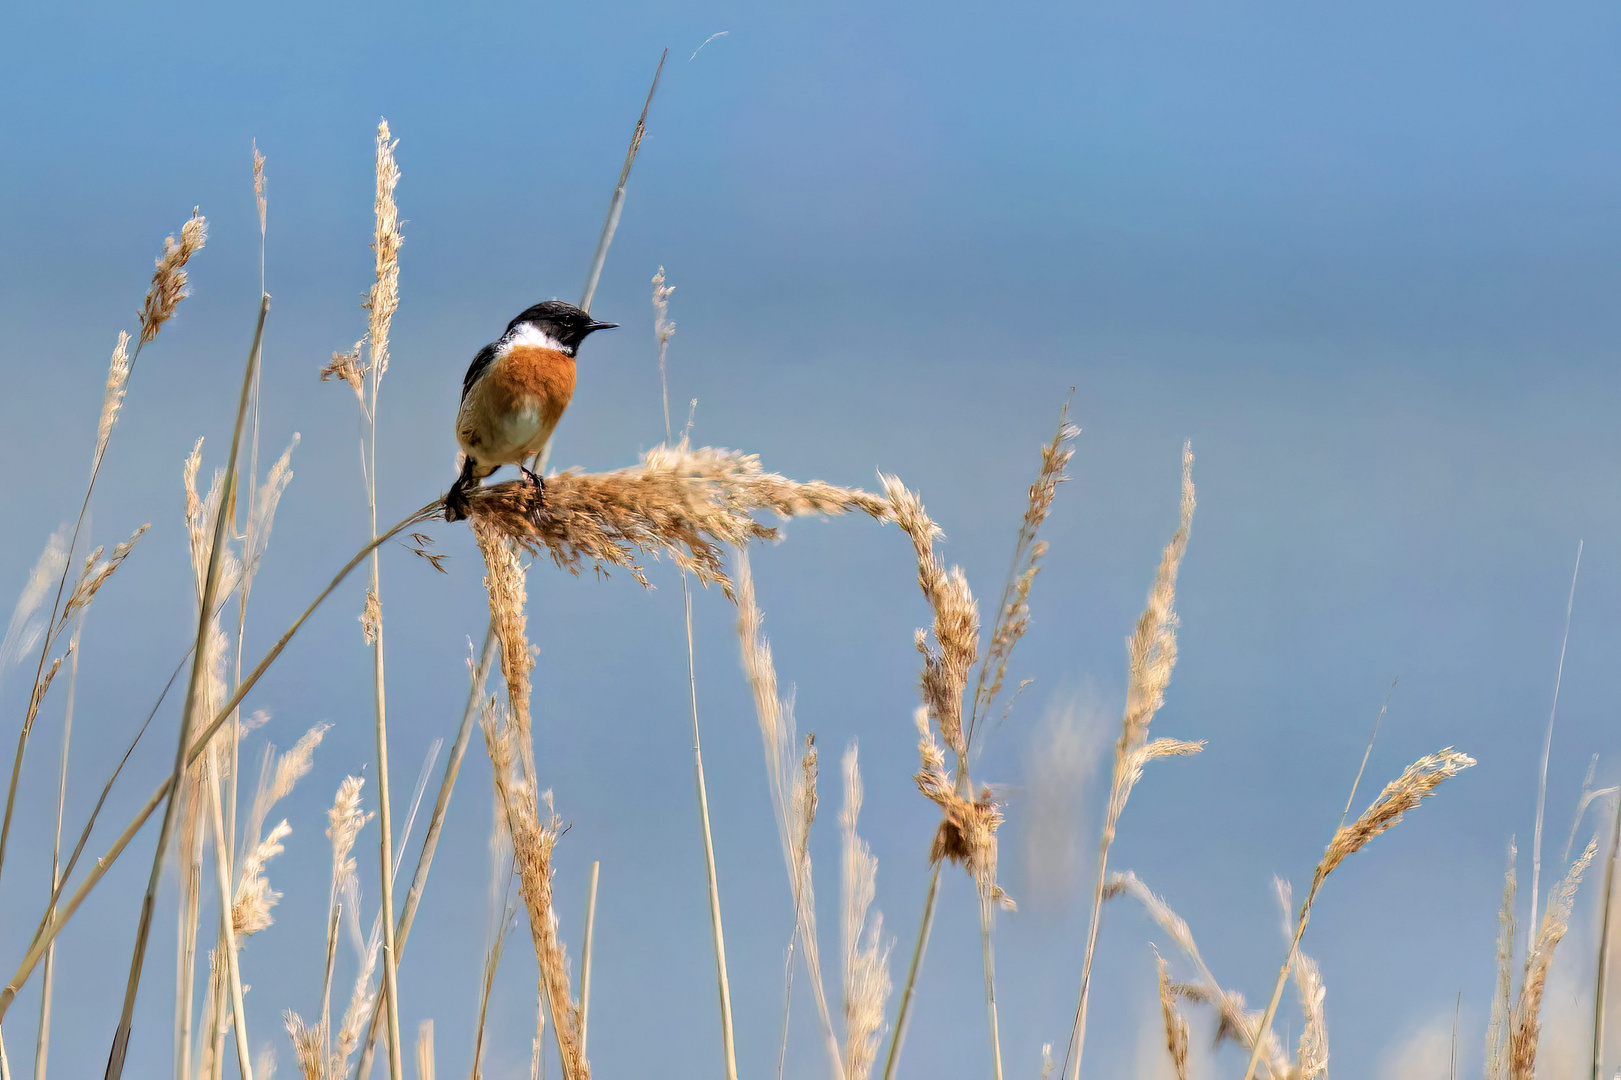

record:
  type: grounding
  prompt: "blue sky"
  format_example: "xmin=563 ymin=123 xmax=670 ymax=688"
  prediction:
xmin=3 ymin=2 xmax=1621 ymax=1077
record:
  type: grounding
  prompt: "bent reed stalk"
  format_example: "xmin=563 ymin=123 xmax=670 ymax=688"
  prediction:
xmin=0 ymin=497 xmax=438 ymax=1025
xmin=105 ymin=294 xmax=268 ymax=1080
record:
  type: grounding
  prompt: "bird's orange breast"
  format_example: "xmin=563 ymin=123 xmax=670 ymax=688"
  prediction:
xmin=486 ymin=345 xmax=576 ymax=428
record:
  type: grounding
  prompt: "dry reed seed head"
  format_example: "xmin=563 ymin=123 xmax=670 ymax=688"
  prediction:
xmin=319 ymin=339 xmax=369 ymax=406
xmin=1155 ymin=951 xmax=1192 ymax=1080
xmin=481 ymin=711 xmax=589 ymax=1080
xmin=326 ymin=775 xmax=370 ymax=899
xmin=285 ymin=1010 xmax=325 ymax=1080
xmin=1485 ymin=839 xmax=1517 ymax=1080
xmin=253 ymin=141 xmax=267 ymax=237
xmin=246 ymin=433 xmax=300 ymax=573
xmin=652 ymin=266 xmax=675 ymax=345
xmin=365 ymin=120 xmax=402 ymax=379
xmin=138 ymin=208 xmax=208 ymax=344
xmin=881 ymin=474 xmax=980 ymax=757
xmin=1319 ymin=749 xmax=1475 ymax=881
xmin=94 ymin=330 xmax=133 ymax=468
xmin=1118 ymin=444 xmax=1195 ymax=756
xmin=1509 ymin=834 xmax=1598 ymax=1077
xmin=461 ymin=443 xmax=890 ymax=601
xmin=913 ymin=712 xmax=1013 ymax=909
xmin=360 ymin=588 xmax=381 ymax=646
xmin=25 ymin=654 xmax=64 ymax=731
xmin=841 ymin=741 xmax=892 ymax=1080
xmin=62 ymin=522 xmax=150 ymax=624
xmin=972 ymin=404 xmax=1079 ymax=728
xmin=233 ymin=818 xmax=292 ymax=937
xmin=3 ymin=524 xmax=70 ymax=673
xmin=1105 ymin=738 xmax=1205 ymax=838
xmin=416 ymin=1019 xmax=435 ymax=1080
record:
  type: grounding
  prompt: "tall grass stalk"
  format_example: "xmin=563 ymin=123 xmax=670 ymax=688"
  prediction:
xmin=33 ymin=624 xmax=78 ymax=1080
xmin=1064 ymin=445 xmax=1195 ymax=1080
xmin=579 ymin=861 xmax=600 ymax=1055
xmin=579 ymin=50 xmax=665 ymax=314
xmin=883 ymin=409 xmax=1075 ymax=1080
xmin=880 ymin=864 xmax=938 ymax=1080
xmin=202 ymin=750 xmax=253 ymax=1080
xmin=359 ymin=117 xmax=406 ymax=1080
xmin=1594 ymin=795 xmax=1621 ymax=1080
xmin=0 ymin=211 xmax=206 ymax=891
xmin=105 ymin=293 xmax=265 ymax=1080
xmin=654 ymin=274 xmax=740 ymax=1080
xmin=1530 ymin=541 xmax=1582 ymax=950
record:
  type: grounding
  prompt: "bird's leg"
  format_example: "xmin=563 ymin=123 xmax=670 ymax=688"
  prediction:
xmin=520 ymin=464 xmax=546 ymax=514
xmin=444 ymin=457 xmax=480 ymax=522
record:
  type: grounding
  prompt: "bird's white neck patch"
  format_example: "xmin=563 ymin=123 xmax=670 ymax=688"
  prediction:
xmin=502 ymin=322 xmax=570 ymax=355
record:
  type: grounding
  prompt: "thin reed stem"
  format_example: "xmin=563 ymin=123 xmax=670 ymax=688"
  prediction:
xmin=881 ymin=862 xmax=940 ymax=1080
xmin=105 ymin=295 xmax=267 ymax=1080
xmin=34 ymin=627 xmax=78 ymax=1080
xmin=1595 ymin=794 xmax=1621 ymax=1080
xmin=579 ymin=50 xmax=666 ymax=314
xmin=686 ymin=579 xmax=739 ymax=1080
xmin=979 ymin=889 xmax=1004 ymax=1080
xmin=203 ymin=749 xmax=253 ymax=1080
xmin=354 ymin=626 xmax=498 ymax=1080
xmin=579 ymin=862 xmax=600 ymax=1055
xmin=1530 ymin=540 xmax=1582 ymax=950
xmin=0 ymin=501 xmax=437 ymax=1023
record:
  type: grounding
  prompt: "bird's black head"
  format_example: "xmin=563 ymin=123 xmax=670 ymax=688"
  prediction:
xmin=504 ymin=300 xmax=617 ymax=356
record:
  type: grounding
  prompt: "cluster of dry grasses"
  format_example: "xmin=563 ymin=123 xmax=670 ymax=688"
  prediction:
xmin=4 ymin=80 xmax=1617 ymax=1080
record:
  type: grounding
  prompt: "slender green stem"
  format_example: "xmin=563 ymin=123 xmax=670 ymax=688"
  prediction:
xmin=105 ymin=298 xmax=268 ymax=1080
xmin=881 ymin=861 xmax=941 ymax=1080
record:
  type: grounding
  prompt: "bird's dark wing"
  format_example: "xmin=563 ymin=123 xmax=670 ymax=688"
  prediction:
xmin=461 ymin=343 xmax=499 ymax=402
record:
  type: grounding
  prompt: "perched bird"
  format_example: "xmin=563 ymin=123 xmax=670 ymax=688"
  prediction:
xmin=444 ymin=300 xmax=617 ymax=521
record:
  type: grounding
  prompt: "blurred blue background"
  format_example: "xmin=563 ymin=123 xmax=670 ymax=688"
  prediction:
xmin=2 ymin=1 xmax=1621 ymax=1076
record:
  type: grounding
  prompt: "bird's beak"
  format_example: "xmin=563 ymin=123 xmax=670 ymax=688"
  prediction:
xmin=586 ymin=321 xmax=618 ymax=333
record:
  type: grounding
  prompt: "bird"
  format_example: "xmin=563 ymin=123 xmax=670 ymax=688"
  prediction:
xmin=444 ymin=300 xmax=617 ymax=521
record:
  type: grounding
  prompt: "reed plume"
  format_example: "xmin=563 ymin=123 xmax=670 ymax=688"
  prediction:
xmin=1154 ymin=951 xmax=1190 ymax=1080
xmin=733 ymin=546 xmax=843 ymax=1075
xmin=1240 ymin=748 xmax=1476 ymax=1080
xmin=1065 ymin=443 xmax=1197 ymax=1080
xmin=882 ymin=407 xmax=1076 ymax=1080
xmin=1509 ymin=835 xmax=1598 ymax=1078
xmin=473 ymin=519 xmax=589 ymax=1080
xmin=1487 ymin=840 xmax=1517 ymax=1079
xmin=841 ymin=743 xmax=892 ymax=1080
xmin=462 ymin=444 xmax=890 ymax=599
xmin=139 ymin=209 xmax=208 ymax=344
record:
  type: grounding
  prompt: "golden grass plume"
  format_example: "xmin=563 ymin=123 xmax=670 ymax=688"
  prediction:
xmin=462 ymin=443 xmax=889 ymax=601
